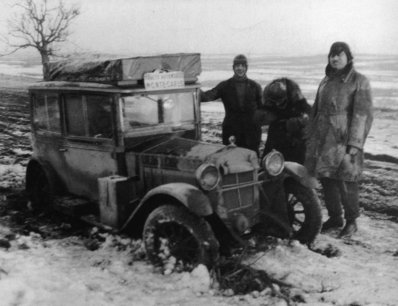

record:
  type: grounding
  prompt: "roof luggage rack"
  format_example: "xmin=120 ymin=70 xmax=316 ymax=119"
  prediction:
xmin=44 ymin=53 xmax=202 ymax=87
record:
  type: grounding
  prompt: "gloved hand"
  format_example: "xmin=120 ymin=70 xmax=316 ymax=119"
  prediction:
xmin=286 ymin=118 xmax=301 ymax=134
xmin=347 ymin=146 xmax=359 ymax=156
xmin=346 ymin=145 xmax=360 ymax=163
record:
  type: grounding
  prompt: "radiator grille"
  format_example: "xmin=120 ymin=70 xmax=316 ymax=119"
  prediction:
xmin=221 ymin=171 xmax=255 ymax=211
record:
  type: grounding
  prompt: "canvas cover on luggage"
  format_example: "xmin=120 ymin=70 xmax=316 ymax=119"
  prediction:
xmin=44 ymin=53 xmax=201 ymax=85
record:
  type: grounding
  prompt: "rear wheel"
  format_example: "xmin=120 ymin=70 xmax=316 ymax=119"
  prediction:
xmin=143 ymin=205 xmax=219 ymax=271
xmin=27 ymin=166 xmax=53 ymax=210
xmin=285 ymin=180 xmax=322 ymax=244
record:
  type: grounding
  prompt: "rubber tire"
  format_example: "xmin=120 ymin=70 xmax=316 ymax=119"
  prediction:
xmin=285 ymin=180 xmax=322 ymax=244
xmin=28 ymin=166 xmax=53 ymax=210
xmin=143 ymin=205 xmax=219 ymax=270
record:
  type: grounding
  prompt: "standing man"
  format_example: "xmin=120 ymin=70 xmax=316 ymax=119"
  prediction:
xmin=200 ymin=54 xmax=262 ymax=155
xmin=305 ymin=42 xmax=373 ymax=238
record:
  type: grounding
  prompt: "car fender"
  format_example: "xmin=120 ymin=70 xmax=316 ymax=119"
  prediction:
xmin=121 ymin=182 xmax=213 ymax=234
xmin=141 ymin=183 xmax=213 ymax=215
xmin=283 ymin=161 xmax=319 ymax=189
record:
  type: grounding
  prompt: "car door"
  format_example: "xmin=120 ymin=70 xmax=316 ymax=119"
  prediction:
xmin=61 ymin=92 xmax=118 ymax=201
xmin=31 ymin=90 xmax=73 ymax=189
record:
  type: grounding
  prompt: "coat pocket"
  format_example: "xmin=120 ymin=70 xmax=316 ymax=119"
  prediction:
xmin=329 ymin=114 xmax=348 ymax=144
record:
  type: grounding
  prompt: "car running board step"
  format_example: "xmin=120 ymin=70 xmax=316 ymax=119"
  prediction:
xmin=54 ymin=197 xmax=95 ymax=217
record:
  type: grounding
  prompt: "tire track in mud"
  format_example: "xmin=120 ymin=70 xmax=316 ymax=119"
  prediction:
xmin=0 ymin=90 xmax=31 ymax=157
xmin=360 ymin=160 xmax=398 ymax=217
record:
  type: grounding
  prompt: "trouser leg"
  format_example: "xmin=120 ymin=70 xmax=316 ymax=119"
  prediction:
xmin=320 ymin=178 xmax=343 ymax=219
xmin=338 ymin=181 xmax=360 ymax=221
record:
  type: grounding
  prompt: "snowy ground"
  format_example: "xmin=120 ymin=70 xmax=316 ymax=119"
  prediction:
xmin=1 ymin=190 xmax=398 ymax=306
xmin=1 ymin=67 xmax=398 ymax=305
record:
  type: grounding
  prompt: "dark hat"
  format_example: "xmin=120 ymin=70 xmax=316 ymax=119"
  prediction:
xmin=233 ymin=54 xmax=248 ymax=66
xmin=328 ymin=41 xmax=353 ymax=62
xmin=263 ymin=79 xmax=288 ymax=109
xmin=266 ymin=80 xmax=287 ymax=100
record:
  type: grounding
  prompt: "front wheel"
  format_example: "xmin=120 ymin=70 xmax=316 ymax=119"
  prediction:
xmin=285 ymin=180 xmax=322 ymax=244
xmin=143 ymin=205 xmax=219 ymax=271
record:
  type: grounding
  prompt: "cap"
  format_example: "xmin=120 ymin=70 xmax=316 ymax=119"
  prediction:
xmin=328 ymin=41 xmax=353 ymax=61
xmin=233 ymin=54 xmax=248 ymax=66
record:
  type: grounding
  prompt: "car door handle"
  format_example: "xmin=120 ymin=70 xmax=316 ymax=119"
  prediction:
xmin=59 ymin=148 xmax=68 ymax=152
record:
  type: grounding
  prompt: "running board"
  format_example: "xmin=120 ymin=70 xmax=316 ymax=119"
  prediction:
xmin=53 ymin=196 xmax=95 ymax=217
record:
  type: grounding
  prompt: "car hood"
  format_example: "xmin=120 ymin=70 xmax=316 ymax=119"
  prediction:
xmin=140 ymin=137 xmax=259 ymax=174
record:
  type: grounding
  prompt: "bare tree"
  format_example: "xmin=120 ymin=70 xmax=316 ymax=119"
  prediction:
xmin=3 ymin=0 xmax=80 ymax=76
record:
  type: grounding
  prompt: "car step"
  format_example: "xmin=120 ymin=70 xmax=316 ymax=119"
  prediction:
xmin=53 ymin=196 xmax=95 ymax=217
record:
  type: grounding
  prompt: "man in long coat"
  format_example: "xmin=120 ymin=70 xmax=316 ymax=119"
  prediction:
xmin=305 ymin=42 xmax=373 ymax=238
xmin=200 ymin=54 xmax=262 ymax=155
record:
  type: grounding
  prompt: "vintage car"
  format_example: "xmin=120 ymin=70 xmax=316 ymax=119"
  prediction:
xmin=25 ymin=53 xmax=321 ymax=269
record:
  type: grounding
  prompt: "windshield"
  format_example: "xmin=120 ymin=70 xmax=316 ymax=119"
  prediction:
xmin=121 ymin=91 xmax=195 ymax=133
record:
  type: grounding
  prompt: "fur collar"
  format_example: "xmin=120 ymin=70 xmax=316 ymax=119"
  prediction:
xmin=325 ymin=62 xmax=353 ymax=79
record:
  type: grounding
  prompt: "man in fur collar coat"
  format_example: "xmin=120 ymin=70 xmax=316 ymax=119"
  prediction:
xmin=200 ymin=54 xmax=262 ymax=155
xmin=305 ymin=42 xmax=373 ymax=238
xmin=261 ymin=78 xmax=311 ymax=164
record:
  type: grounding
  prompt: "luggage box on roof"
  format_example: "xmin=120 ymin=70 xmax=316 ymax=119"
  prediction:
xmin=44 ymin=53 xmax=201 ymax=86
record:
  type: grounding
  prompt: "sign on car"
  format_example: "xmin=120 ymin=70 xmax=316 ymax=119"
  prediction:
xmin=144 ymin=70 xmax=184 ymax=90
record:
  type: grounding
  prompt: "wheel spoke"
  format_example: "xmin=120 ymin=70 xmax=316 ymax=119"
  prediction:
xmin=294 ymin=218 xmax=304 ymax=225
xmin=145 ymin=205 xmax=217 ymax=270
xmin=284 ymin=183 xmax=321 ymax=243
xmin=287 ymin=191 xmax=307 ymax=232
xmin=288 ymin=196 xmax=299 ymax=206
xmin=157 ymin=222 xmax=199 ymax=262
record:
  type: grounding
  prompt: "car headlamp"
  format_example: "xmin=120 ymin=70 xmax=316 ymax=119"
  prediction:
xmin=262 ymin=150 xmax=284 ymax=176
xmin=195 ymin=163 xmax=220 ymax=191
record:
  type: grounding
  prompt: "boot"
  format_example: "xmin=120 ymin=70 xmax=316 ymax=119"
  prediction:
xmin=321 ymin=216 xmax=344 ymax=232
xmin=339 ymin=219 xmax=358 ymax=238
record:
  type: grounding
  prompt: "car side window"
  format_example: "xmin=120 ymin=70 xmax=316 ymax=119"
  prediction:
xmin=65 ymin=94 xmax=86 ymax=136
xmin=64 ymin=94 xmax=113 ymax=139
xmin=86 ymin=95 xmax=113 ymax=138
xmin=33 ymin=93 xmax=61 ymax=133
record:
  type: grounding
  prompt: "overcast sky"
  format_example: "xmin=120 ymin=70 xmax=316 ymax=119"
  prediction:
xmin=2 ymin=0 xmax=398 ymax=57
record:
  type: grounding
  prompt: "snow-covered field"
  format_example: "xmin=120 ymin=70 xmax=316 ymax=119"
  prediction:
xmin=1 ymin=193 xmax=398 ymax=306
xmin=1 ymin=54 xmax=398 ymax=306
